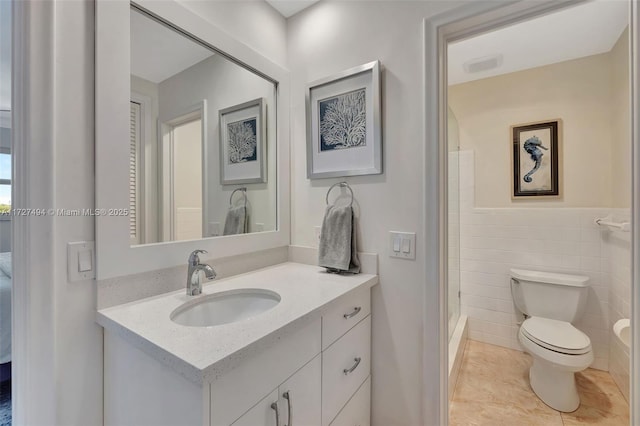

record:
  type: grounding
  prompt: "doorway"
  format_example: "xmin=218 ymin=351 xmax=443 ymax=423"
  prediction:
xmin=157 ymin=103 xmax=207 ymax=242
xmin=171 ymin=118 xmax=203 ymax=241
xmin=424 ymin=1 xmax=640 ymax=425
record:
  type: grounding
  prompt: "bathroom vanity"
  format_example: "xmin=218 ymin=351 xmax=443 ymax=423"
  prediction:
xmin=98 ymin=262 xmax=377 ymax=426
xmin=94 ymin=2 xmax=377 ymax=424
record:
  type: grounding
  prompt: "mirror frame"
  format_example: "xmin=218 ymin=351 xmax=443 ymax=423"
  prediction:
xmin=95 ymin=0 xmax=290 ymax=280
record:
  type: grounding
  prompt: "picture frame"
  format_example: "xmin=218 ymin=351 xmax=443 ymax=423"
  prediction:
xmin=306 ymin=60 xmax=382 ymax=179
xmin=219 ymin=98 xmax=266 ymax=185
xmin=512 ymin=120 xmax=560 ymax=197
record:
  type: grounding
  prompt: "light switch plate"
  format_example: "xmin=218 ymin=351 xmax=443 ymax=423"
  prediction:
xmin=389 ymin=231 xmax=416 ymax=260
xmin=67 ymin=241 xmax=96 ymax=281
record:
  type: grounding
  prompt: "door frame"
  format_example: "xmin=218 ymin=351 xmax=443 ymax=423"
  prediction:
xmin=12 ymin=0 xmax=57 ymax=423
xmin=158 ymin=100 xmax=207 ymax=241
xmin=423 ymin=1 xmax=640 ymax=424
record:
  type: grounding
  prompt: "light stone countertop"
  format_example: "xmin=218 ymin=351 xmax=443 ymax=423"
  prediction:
xmin=97 ymin=262 xmax=378 ymax=385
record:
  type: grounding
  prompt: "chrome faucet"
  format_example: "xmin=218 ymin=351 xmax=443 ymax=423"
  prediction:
xmin=186 ymin=250 xmax=217 ymax=296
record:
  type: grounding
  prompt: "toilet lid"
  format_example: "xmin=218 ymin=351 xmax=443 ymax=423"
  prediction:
xmin=521 ymin=317 xmax=591 ymax=355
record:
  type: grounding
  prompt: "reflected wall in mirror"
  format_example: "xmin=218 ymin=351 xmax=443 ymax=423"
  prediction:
xmin=130 ymin=6 xmax=277 ymax=245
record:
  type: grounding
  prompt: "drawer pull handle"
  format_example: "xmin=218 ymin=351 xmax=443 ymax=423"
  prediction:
xmin=271 ymin=402 xmax=280 ymax=425
xmin=343 ymin=357 xmax=362 ymax=375
xmin=343 ymin=307 xmax=361 ymax=319
xmin=283 ymin=391 xmax=292 ymax=426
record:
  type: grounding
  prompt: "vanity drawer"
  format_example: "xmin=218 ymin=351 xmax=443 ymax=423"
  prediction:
xmin=322 ymin=315 xmax=371 ymax=426
xmin=329 ymin=376 xmax=371 ymax=426
xmin=322 ymin=288 xmax=370 ymax=350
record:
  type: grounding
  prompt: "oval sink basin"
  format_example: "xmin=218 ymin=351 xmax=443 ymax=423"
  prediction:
xmin=171 ymin=289 xmax=281 ymax=327
xmin=613 ymin=318 xmax=630 ymax=351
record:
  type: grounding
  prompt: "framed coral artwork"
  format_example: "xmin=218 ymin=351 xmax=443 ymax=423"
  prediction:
xmin=219 ymin=98 xmax=266 ymax=184
xmin=512 ymin=120 xmax=560 ymax=197
xmin=306 ymin=61 xmax=382 ymax=179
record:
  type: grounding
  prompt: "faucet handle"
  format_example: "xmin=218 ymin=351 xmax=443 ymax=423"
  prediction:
xmin=188 ymin=249 xmax=208 ymax=265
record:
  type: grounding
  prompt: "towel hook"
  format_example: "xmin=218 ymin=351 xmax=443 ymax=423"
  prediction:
xmin=325 ymin=182 xmax=354 ymax=208
xmin=230 ymin=187 xmax=247 ymax=207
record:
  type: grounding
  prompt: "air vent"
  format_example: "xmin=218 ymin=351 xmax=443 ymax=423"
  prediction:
xmin=463 ymin=54 xmax=503 ymax=74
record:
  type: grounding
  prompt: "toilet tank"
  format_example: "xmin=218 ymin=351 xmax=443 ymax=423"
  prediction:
xmin=510 ymin=269 xmax=589 ymax=323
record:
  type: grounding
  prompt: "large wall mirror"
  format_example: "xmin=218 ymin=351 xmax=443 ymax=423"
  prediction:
xmin=130 ymin=6 xmax=277 ymax=245
xmin=96 ymin=0 xmax=290 ymax=279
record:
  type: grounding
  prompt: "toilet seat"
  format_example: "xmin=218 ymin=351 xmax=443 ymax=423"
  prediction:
xmin=521 ymin=317 xmax=591 ymax=355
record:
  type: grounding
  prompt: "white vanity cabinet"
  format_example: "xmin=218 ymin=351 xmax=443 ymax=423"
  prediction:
xmin=103 ymin=284 xmax=373 ymax=426
xmin=233 ymin=355 xmax=321 ymax=426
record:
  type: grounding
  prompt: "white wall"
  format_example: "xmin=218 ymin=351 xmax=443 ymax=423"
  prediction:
xmin=287 ymin=2 xmax=462 ymax=424
xmin=449 ymin=52 xmax=615 ymax=208
xmin=177 ymin=0 xmax=287 ymax=69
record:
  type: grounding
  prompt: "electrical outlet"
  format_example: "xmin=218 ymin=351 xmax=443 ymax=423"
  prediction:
xmin=255 ymin=223 xmax=264 ymax=232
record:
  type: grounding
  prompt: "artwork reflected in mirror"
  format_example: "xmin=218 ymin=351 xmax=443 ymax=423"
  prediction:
xmin=129 ymin=6 xmax=277 ymax=245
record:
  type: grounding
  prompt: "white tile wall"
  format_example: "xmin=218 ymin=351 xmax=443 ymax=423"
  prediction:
xmin=457 ymin=151 xmax=612 ymax=370
xmin=604 ymin=208 xmax=631 ymax=400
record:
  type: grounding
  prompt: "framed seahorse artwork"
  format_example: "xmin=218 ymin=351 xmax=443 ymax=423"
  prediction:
xmin=511 ymin=120 xmax=560 ymax=197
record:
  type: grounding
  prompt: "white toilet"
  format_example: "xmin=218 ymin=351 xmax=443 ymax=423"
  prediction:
xmin=510 ymin=268 xmax=594 ymax=413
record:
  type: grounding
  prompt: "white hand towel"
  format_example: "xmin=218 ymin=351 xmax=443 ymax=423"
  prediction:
xmin=223 ymin=205 xmax=248 ymax=235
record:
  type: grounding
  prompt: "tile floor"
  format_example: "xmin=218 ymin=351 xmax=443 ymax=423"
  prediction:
xmin=450 ymin=340 xmax=629 ymax=426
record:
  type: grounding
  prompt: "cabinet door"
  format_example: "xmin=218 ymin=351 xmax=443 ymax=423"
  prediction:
xmin=231 ymin=389 xmax=279 ymax=426
xmin=278 ymin=355 xmax=321 ymax=426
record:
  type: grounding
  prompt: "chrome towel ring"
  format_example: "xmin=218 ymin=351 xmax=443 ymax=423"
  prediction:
xmin=325 ymin=182 xmax=354 ymax=208
xmin=230 ymin=187 xmax=247 ymax=207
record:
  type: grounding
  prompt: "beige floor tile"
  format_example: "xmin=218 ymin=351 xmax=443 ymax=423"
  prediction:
xmin=450 ymin=339 xmax=630 ymax=426
xmin=449 ymin=400 xmax=563 ymax=426
xmin=576 ymin=369 xmax=630 ymax=416
xmin=561 ymin=404 xmax=630 ymax=426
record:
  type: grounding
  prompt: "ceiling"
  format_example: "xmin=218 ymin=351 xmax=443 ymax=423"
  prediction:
xmin=131 ymin=9 xmax=214 ymax=84
xmin=448 ymin=0 xmax=629 ymax=85
xmin=265 ymin=0 xmax=320 ymax=18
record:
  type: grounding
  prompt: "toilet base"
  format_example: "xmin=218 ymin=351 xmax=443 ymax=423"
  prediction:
xmin=529 ymin=358 xmax=579 ymax=412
